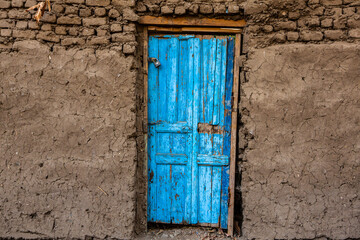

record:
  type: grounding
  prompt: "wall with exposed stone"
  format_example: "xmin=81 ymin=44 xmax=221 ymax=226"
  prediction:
xmin=0 ymin=0 xmax=359 ymax=239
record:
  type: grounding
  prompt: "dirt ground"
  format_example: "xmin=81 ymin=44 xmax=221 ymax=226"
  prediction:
xmin=137 ymin=225 xmax=240 ymax=240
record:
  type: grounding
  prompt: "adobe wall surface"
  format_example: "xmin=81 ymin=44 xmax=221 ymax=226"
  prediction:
xmin=0 ymin=0 xmax=359 ymax=239
xmin=0 ymin=41 xmax=137 ymax=238
xmin=241 ymin=43 xmax=360 ymax=239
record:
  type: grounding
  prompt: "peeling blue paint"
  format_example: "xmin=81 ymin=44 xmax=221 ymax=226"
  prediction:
xmin=147 ymin=35 xmax=235 ymax=228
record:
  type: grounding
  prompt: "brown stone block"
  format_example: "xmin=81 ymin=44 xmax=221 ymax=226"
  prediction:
xmin=347 ymin=19 xmax=360 ymax=28
xmin=94 ymin=8 xmax=106 ymax=17
xmin=87 ymin=36 xmax=109 ymax=45
xmin=214 ymin=4 xmax=226 ymax=14
xmin=321 ymin=18 xmax=333 ymax=27
xmin=16 ymin=21 xmax=27 ymax=29
xmin=41 ymin=14 xmax=57 ymax=23
xmin=0 ymin=0 xmax=10 ymax=9
xmin=112 ymin=0 xmax=135 ymax=7
xmin=324 ymin=30 xmax=345 ymax=40
xmin=24 ymin=0 xmax=36 ymax=8
xmin=199 ymin=4 xmax=213 ymax=14
xmin=349 ymin=29 xmax=360 ymax=38
xmin=79 ymin=8 xmax=91 ymax=17
xmin=174 ymin=6 xmax=186 ymax=15
xmin=13 ymin=29 xmax=35 ymax=39
xmin=37 ymin=31 xmax=60 ymax=42
xmin=65 ymin=6 xmax=78 ymax=15
xmin=161 ymin=6 xmax=173 ymax=15
xmin=110 ymin=23 xmax=122 ymax=33
xmin=65 ymin=0 xmax=84 ymax=3
xmin=57 ymin=16 xmax=81 ymax=25
xmin=111 ymin=33 xmax=135 ymax=42
xmin=0 ymin=11 xmax=7 ymax=19
xmin=55 ymin=26 xmax=67 ymax=35
xmin=321 ymin=0 xmax=342 ymax=5
xmin=86 ymin=0 xmax=110 ymax=7
xmin=0 ymin=19 xmax=15 ymax=28
xmin=61 ymin=37 xmax=85 ymax=46
xmin=8 ymin=9 xmax=31 ymax=19
xmin=287 ymin=32 xmax=299 ymax=41
xmin=300 ymin=30 xmax=323 ymax=41
xmin=12 ymin=0 xmax=23 ymax=8
xmin=108 ymin=9 xmax=120 ymax=18
xmin=28 ymin=21 xmax=40 ymax=29
xmin=0 ymin=28 xmax=11 ymax=36
xmin=83 ymin=18 xmax=106 ymax=26
xmin=274 ymin=21 xmax=297 ymax=31
xmin=123 ymin=8 xmax=138 ymax=21
xmin=82 ymin=28 xmax=94 ymax=35
xmin=123 ymin=43 xmax=135 ymax=54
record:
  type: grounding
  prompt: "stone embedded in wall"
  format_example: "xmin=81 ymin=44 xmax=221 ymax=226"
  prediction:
xmin=83 ymin=17 xmax=107 ymax=26
xmin=36 ymin=31 xmax=60 ymax=42
xmin=0 ymin=0 xmax=10 ymax=9
xmin=57 ymin=16 xmax=81 ymax=25
xmin=86 ymin=0 xmax=110 ymax=7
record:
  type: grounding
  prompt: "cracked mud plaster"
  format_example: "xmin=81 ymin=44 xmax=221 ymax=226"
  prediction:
xmin=0 ymin=41 xmax=137 ymax=239
xmin=240 ymin=43 xmax=360 ymax=240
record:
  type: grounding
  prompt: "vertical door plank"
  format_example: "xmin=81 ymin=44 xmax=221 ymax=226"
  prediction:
xmin=147 ymin=36 xmax=158 ymax=222
xmin=228 ymin=34 xmax=242 ymax=236
xmin=191 ymin=36 xmax=201 ymax=224
xmin=199 ymin=165 xmax=212 ymax=223
xmin=221 ymin=37 xmax=235 ymax=229
xmin=185 ymin=37 xmax=195 ymax=222
xmin=158 ymin=38 xmax=170 ymax=122
xmin=157 ymin=164 xmax=171 ymax=222
xmin=211 ymin=166 xmax=222 ymax=224
xmin=171 ymin=164 xmax=185 ymax=223
xmin=168 ymin=37 xmax=179 ymax=123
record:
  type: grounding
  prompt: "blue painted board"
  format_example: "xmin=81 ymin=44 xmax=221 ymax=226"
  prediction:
xmin=148 ymin=35 xmax=235 ymax=228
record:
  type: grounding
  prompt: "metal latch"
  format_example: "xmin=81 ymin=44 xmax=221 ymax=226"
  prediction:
xmin=148 ymin=57 xmax=161 ymax=68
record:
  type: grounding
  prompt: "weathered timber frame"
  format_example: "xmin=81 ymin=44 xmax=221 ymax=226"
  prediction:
xmin=140 ymin=16 xmax=244 ymax=237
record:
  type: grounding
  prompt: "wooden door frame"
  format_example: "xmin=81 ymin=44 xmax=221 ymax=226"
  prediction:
xmin=140 ymin=16 xmax=244 ymax=237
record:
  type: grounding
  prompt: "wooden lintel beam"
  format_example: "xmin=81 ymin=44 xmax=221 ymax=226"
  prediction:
xmin=139 ymin=16 xmax=246 ymax=28
xmin=148 ymin=26 xmax=242 ymax=34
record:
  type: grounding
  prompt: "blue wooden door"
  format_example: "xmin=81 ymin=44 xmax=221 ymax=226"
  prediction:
xmin=147 ymin=35 xmax=234 ymax=228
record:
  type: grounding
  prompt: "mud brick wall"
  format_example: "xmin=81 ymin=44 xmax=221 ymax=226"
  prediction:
xmin=0 ymin=0 xmax=139 ymax=238
xmin=241 ymin=1 xmax=360 ymax=239
xmin=244 ymin=0 xmax=360 ymax=47
xmin=0 ymin=0 xmax=359 ymax=239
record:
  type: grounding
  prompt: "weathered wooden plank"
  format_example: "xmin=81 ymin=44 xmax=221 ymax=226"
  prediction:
xmin=168 ymin=37 xmax=179 ymax=123
xmin=190 ymin=37 xmax=201 ymax=224
xmin=228 ymin=34 xmax=242 ymax=236
xmin=171 ymin=164 xmax=185 ymax=223
xmin=157 ymin=164 xmax=171 ymax=222
xmin=199 ymin=165 xmax=212 ymax=223
xmin=140 ymin=16 xmax=246 ymax=28
xmin=211 ymin=166 xmax=222 ymax=224
xmin=221 ymin=36 xmax=235 ymax=229
xmin=148 ymin=26 xmax=243 ymax=34
xmin=147 ymin=35 xmax=157 ymax=222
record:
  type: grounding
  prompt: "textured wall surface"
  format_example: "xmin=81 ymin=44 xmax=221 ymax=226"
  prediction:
xmin=0 ymin=0 xmax=359 ymax=239
xmin=0 ymin=40 xmax=137 ymax=238
xmin=241 ymin=43 xmax=360 ymax=239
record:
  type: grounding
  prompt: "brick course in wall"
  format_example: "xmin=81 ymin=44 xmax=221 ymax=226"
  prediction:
xmin=0 ymin=0 xmax=138 ymax=54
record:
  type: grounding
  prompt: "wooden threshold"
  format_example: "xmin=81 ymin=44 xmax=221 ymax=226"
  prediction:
xmin=139 ymin=16 xmax=246 ymax=28
xmin=148 ymin=26 xmax=242 ymax=34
